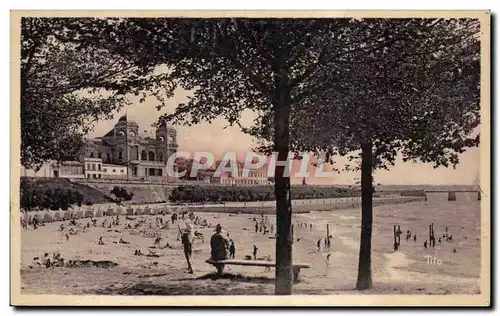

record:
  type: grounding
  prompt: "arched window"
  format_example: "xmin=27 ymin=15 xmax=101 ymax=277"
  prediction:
xmin=129 ymin=131 xmax=136 ymax=137
xmin=158 ymin=153 xmax=164 ymax=162
xmin=169 ymin=135 xmax=175 ymax=142
xmin=97 ymin=152 xmax=102 ymax=158
xmin=148 ymin=151 xmax=155 ymax=161
xmin=106 ymin=153 xmax=111 ymax=162
xmin=118 ymin=150 xmax=123 ymax=160
xmin=90 ymin=152 xmax=94 ymax=158
xmin=141 ymin=150 xmax=147 ymax=161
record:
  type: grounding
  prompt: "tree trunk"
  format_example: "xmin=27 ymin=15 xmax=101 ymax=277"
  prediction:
xmin=356 ymin=141 xmax=374 ymax=290
xmin=273 ymin=68 xmax=293 ymax=296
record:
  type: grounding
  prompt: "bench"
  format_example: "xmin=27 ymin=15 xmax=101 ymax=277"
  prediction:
xmin=205 ymin=259 xmax=311 ymax=281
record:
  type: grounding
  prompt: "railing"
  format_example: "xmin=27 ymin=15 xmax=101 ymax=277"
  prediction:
xmin=181 ymin=195 xmax=415 ymax=208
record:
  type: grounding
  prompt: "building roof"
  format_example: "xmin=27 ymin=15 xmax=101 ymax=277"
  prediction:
xmin=102 ymin=164 xmax=127 ymax=168
xmin=84 ymin=157 xmax=103 ymax=162
xmin=116 ymin=115 xmax=138 ymax=126
xmin=96 ymin=115 xmax=177 ymax=140
xmin=103 ymin=129 xmax=115 ymax=138
xmin=61 ymin=161 xmax=84 ymax=166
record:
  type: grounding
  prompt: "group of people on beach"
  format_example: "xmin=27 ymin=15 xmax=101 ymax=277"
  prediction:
xmin=180 ymin=213 xmax=279 ymax=274
xmin=253 ymin=215 xmax=273 ymax=236
xmin=21 ymin=216 xmax=40 ymax=230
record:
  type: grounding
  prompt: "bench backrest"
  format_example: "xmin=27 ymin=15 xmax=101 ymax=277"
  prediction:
xmin=206 ymin=259 xmax=310 ymax=269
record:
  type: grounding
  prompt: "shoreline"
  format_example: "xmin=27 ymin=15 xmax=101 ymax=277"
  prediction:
xmin=20 ymin=197 xmax=424 ymax=222
xmin=188 ymin=197 xmax=423 ymax=214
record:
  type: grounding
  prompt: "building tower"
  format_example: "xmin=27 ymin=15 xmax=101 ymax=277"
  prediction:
xmin=155 ymin=119 xmax=178 ymax=163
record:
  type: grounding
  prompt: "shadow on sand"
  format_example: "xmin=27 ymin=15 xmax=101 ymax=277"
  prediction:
xmin=92 ymin=273 xmax=276 ymax=295
xmin=178 ymin=272 xmax=275 ymax=284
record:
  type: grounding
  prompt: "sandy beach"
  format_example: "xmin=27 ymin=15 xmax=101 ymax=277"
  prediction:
xmin=20 ymin=195 xmax=480 ymax=295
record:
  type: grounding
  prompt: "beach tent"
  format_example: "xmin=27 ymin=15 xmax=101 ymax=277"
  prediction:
xmin=163 ymin=207 xmax=172 ymax=214
xmin=75 ymin=210 xmax=84 ymax=219
xmin=33 ymin=212 xmax=44 ymax=222
xmin=43 ymin=212 xmax=54 ymax=222
xmin=84 ymin=210 xmax=94 ymax=218
xmin=105 ymin=208 xmax=115 ymax=216
xmin=67 ymin=210 xmax=76 ymax=218
xmin=95 ymin=208 xmax=104 ymax=217
xmin=62 ymin=211 xmax=72 ymax=220
xmin=115 ymin=206 xmax=125 ymax=216
xmin=150 ymin=207 xmax=158 ymax=215
xmin=53 ymin=211 xmax=63 ymax=221
xmin=126 ymin=207 xmax=134 ymax=216
xmin=135 ymin=207 xmax=143 ymax=215
xmin=143 ymin=207 xmax=152 ymax=215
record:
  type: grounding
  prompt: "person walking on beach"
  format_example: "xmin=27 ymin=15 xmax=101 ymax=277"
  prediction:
xmin=255 ymin=221 xmax=259 ymax=233
xmin=253 ymin=245 xmax=258 ymax=260
xmin=229 ymin=240 xmax=236 ymax=259
xmin=181 ymin=223 xmax=195 ymax=274
xmin=317 ymin=239 xmax=321 ymax=252
xmin=32 ymin=217 xmax=38 ymax=230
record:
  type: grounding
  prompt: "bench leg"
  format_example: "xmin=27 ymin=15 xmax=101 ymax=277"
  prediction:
xmin=293 ymin=267 xmax=301 ymax=283
xmin=216 ymin=264 xmax=225 ymax=275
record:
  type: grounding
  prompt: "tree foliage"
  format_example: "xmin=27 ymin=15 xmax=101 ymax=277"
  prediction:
xmin=249 ymin=18 xmax=481 ymax=290
xmin=169 ymin=185 xmax=359 ymax=203
xmin=110 ymin=186 xmax=134 ymax=204
xmin=251 ymin=18 xmax=480 ymax=170
xmin=21 ymin=18 xmax=170 ymax=170
xmin=20 ymin=178 xmax=84 ymax=211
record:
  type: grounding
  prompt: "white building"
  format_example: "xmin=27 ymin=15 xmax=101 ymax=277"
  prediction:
xmin=21 ymin=161 xmax=85 ymax=179
xmin=216 ymin=162 xmax=270 ymax=185
xmin=102 ymin=164 xmax=128 ymax=179
xmin=84 ymin=157 xmax=103 ymax=179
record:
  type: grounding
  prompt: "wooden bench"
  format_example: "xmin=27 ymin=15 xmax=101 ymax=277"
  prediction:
xmin=205 ymin=259 xmax=311 ymax=281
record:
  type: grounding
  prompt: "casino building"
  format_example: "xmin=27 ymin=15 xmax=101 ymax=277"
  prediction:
xmin=80 ymin=115 xmax=179 ymax=179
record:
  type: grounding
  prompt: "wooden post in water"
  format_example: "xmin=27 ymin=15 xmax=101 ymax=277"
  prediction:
xmin=433 ymin=223 xmax=436 ymax=247
xmin=397 ymin=225 xmax=401 ymax=248
xmin=326 ymin=224 xmax=330 ymax=247
xmin=393 ymin=225 xmax=398 ymax=251
xmin=431 ymin=223 xmax=434 ymax=247
xmin=428 ymin=224 xmax=431 ymax=245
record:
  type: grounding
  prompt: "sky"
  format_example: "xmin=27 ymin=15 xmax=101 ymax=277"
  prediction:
xmin=88 ymin=87 xmax=481 ymax=186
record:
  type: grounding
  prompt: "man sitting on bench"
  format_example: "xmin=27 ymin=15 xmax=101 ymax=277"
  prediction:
xmin=210 ymin=224 xmax=230 ymax=274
